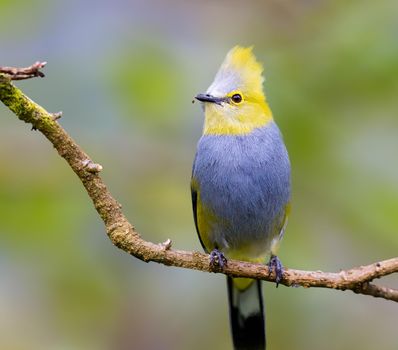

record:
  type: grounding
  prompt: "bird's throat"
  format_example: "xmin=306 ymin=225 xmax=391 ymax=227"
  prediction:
xmin=203 ymin=104 xmax=273 ymax=136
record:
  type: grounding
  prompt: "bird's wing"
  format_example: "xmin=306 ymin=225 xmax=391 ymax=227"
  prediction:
xmin=191 ymin=152 xmax=208 ymax=252
xmin=190 ymin=178 xmax=208 ymax=253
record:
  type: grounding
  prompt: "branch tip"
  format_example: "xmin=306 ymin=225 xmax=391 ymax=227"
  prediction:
xmin=0 ymin=61 xmax=47 ymax=80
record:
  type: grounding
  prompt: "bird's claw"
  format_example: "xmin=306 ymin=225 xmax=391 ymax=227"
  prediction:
xmin=209 ymin=249 xmax=227 ymax=270
xmin=268 ymin=255 xmax=284 ymax=287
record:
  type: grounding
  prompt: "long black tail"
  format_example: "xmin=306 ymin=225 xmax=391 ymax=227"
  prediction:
xmin=227 ymin=277 xmax=266 ymax=350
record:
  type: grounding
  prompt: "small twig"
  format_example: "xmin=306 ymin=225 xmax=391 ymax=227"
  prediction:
xmin=51 ymin=111 xmax=63 ymax=121
xmin=0 ymin=61 xmax=47 ymax=80
xmin=361 ymin=283 xmax=398 ymax=302
xmin=159 ymin=239 xmax=173 ymax=251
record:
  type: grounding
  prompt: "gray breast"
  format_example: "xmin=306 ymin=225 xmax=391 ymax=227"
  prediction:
xmin=193 ymin=122 xmax=291 ymax=253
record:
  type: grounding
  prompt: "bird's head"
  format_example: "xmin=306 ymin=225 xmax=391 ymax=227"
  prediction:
xmin=195 ymin=46 xmax=273 ymax=135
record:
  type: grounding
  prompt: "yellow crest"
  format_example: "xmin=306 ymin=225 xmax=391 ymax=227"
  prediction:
xmin=209 ymin=46 xmax=265 ymax=101
xmin=198 ymin=46 xmax=272 ymax=135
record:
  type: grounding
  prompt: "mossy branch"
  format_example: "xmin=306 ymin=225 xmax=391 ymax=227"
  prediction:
xmin=0 ymin=63 xmax=397 ymax=303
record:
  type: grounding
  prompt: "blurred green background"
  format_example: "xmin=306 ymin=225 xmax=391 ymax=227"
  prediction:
xmin=1 ymin=0 xmax=397 ymax=349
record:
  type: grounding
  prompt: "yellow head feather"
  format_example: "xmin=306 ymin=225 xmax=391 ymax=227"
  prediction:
xmin=201 ymin=46 xmax=273 ymax=135
xmin=217 ymin=46 xmax=265 ymax=101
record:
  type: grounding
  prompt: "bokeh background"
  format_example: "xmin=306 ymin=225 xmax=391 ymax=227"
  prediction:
xmin=1 ymin=0 xmax=397 ymax=349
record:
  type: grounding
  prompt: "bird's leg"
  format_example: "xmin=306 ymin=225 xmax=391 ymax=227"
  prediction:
xmin=268 ymin=255 xmax=284 ymax=287
xmin=209 ymin=248 xmax=227 ymax=269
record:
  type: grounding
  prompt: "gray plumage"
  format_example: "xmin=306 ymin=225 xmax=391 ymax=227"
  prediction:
xmin=192 ymin=121 xmax=291 ymax=261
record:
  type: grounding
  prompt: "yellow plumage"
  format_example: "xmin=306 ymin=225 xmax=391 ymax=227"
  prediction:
xmin=202 ymin=46 xmax=273 ymax=135
xmin=220 ymin=46 xmax=265 ymax=99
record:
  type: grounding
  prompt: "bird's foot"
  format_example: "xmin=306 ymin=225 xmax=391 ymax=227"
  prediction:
xmin=268 ymin=255 xmax=284 ymax=287
xmin=209 ymin=249 xmax=227 ymax=270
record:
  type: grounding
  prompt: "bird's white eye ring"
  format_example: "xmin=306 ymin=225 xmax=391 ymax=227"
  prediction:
xmin=231 ymin=93 xmax=242 ymax=103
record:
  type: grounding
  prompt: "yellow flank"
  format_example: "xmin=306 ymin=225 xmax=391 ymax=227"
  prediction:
xmin=203 ymin=46 xmax=273 ymax=136
xmin=193 ymin=186 xmax=217 ymax=252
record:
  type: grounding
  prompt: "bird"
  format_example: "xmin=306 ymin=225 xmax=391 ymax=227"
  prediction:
xmin=191 ymin=46 xmax=291 ymax=350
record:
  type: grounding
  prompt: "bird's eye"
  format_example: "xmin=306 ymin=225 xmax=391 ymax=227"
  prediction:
xmin=231 ymin=93 xmax=242 ymax=103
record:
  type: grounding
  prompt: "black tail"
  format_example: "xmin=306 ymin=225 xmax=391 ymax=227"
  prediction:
xmin=227 ymin=277 xmax=266 ymax=350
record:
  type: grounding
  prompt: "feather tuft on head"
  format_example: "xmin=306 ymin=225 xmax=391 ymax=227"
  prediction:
xmin=207 ymin=46 xmax=265 ymax=100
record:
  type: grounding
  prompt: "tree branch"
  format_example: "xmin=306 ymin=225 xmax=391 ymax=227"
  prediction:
xmin=0 ymin=61 xmax=47 ymax=80
xmin=0 ymin=65 xmax=397 ymax=303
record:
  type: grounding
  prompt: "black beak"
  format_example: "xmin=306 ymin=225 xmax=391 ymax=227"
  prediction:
xmin=195 ymin=93 xmax=225 ymax=105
